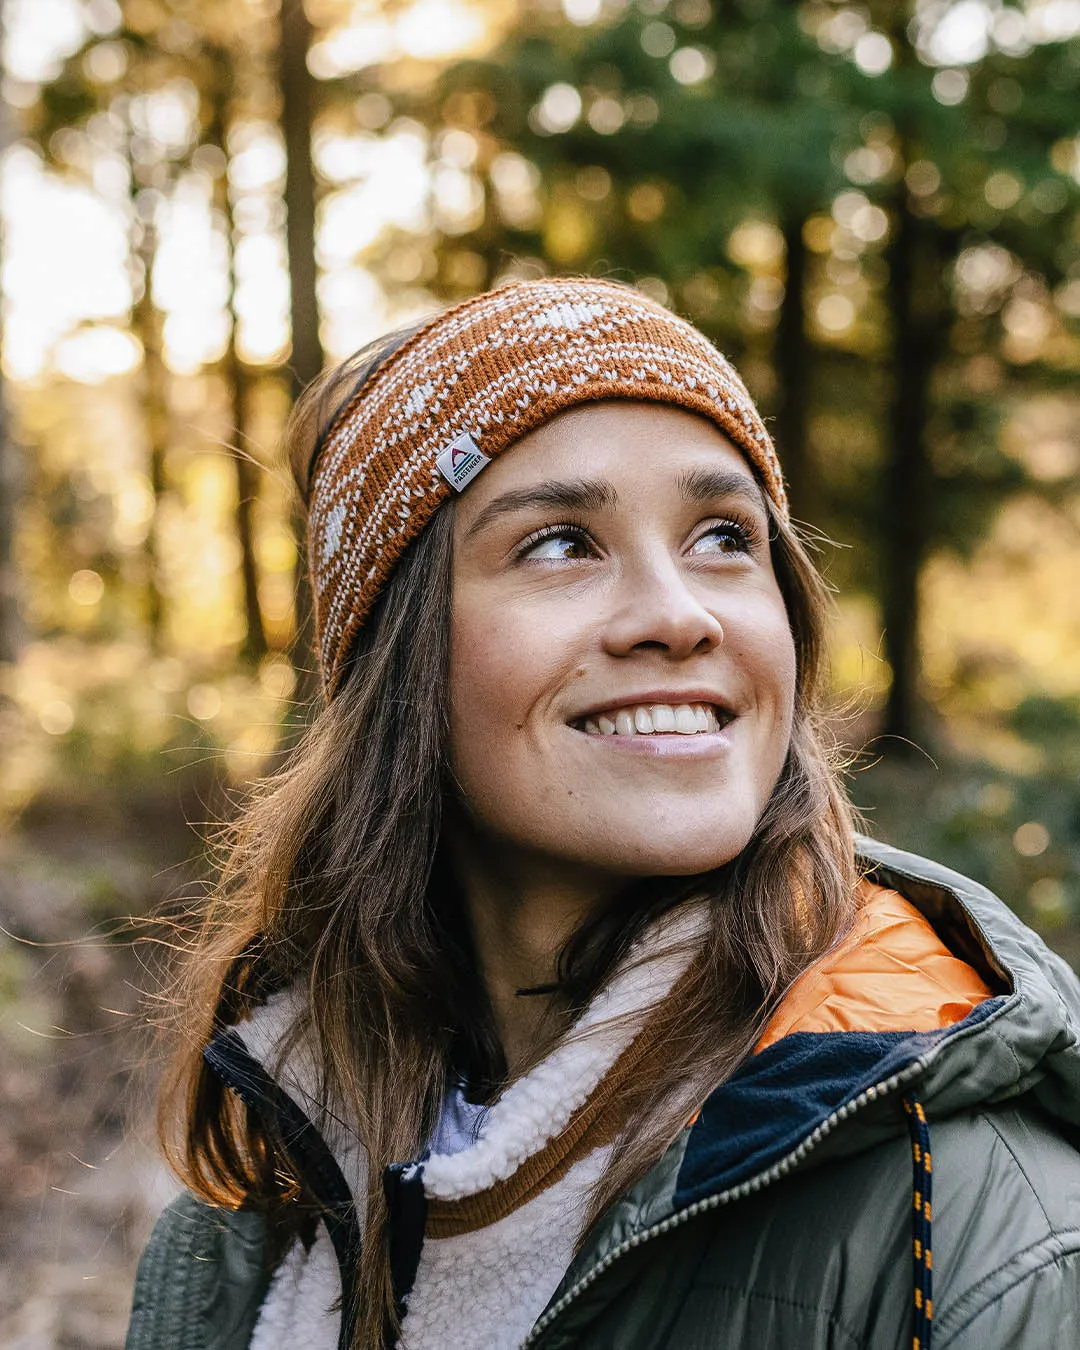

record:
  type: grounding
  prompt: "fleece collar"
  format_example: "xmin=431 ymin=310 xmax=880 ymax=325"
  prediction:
xmin=423 ymin=902 xmax=707 ymax=1206
xmin=207 ymin=901 xmax=708 ymax=1347
xmin=211 ymin=901 xmax=708 ymax=1212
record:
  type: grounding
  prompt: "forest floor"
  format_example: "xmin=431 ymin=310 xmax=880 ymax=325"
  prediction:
xmin=0 ymin=780 xmax=203 ymax=1350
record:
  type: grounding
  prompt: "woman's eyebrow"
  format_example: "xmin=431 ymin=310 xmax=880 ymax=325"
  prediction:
xmin=464 ymin=477 xmax=618 ymax=540
xmin=677 ymin=466 xmax=769 ymax=513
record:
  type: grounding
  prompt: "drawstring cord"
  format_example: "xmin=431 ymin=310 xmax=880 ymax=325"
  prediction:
xmin=903 ymin=1091 xmax=933 ymax=1350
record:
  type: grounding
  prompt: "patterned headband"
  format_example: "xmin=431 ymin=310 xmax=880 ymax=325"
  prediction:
xmin=308 ymin=276 xmax=786 ymax=696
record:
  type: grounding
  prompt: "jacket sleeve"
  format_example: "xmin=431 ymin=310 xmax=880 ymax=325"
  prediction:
xmin=937 ymin=1237 xmax=1080 ymax=1349
xmin=126 ymin=1192 xmax=272 ymax=1350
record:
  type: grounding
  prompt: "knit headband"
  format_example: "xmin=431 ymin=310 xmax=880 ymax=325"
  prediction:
xmin=308 ymin=276 xmax=786 ymax=696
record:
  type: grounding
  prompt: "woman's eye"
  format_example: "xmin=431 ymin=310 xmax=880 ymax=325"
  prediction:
xmin=520 ymin=529 xmax=593 ymax=561
xmin=689 ymin=523 xmax=752 ymax=556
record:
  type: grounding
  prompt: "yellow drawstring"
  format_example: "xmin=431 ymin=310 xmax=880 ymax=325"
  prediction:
xmin=904 ymin=1091 xmax=933 ymax=1350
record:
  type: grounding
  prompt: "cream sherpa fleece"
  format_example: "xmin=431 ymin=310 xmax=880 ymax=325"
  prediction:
xmin=244 ymin=904 xmax=706 ymax=1350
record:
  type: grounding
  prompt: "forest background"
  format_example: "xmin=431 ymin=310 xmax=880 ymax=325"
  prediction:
xmin=1 ymin=0 xmax=1079 ymax=1343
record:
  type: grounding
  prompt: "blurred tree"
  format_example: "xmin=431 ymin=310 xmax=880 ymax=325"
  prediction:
xmin=34 ymin=1 xmax=301 ymax=666
xmin=0 ymin=417 xmax=16 ymax=665
xmin=277 ymin=0 xmax=323 ymax=701
xmin=0 ymin=0 xmax=20 ymax=665
xmin=391 ymin=2 xmax=856 ymax=509
xmin=207 ymin=41 xmax=268 ymax=663
xmin=278 ymin=0 xmax=324 ymax=396
xmin=378 ymin=0 xmax=1080 ymax=750
xmin=36 ymin=17 xmax=189 ymax=648
xmin=874 ymin=5 xmax=956 ymax=747
xmin=864 ymin=2 xmax=1080 ymax=744
xmin=130 ymin=188 xmax=171 ymax=649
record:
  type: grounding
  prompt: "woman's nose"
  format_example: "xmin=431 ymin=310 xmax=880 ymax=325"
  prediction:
xmin=601 ymin=550 xmax=724 ymax=659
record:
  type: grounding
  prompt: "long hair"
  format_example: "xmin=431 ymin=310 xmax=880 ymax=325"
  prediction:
xmin=157 ymin=321 xmax=859 ymax=1347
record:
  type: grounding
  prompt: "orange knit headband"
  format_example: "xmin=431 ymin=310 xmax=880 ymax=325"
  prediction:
xmin=308 ymin=277 xmax=786 ymax=695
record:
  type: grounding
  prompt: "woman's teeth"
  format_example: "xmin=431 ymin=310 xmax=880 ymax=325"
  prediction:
xmin=583 ymin=703 xmax=723 ymax=736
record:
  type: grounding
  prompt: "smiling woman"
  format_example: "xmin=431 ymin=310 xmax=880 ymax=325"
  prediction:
xmin=128 ymin=279 xmax=1080 ymax=1350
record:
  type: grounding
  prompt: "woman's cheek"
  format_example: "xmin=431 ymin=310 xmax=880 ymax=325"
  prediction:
xmin=450 ymin=598 xmax=538 ymax=781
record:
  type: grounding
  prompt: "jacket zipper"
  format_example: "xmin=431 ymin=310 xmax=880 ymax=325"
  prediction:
xmin=522 ymin=1055 xmax=931 ymax=1348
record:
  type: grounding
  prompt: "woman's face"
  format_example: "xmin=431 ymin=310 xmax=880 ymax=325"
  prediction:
xmin=448 ymin=401 xmax=796 ymax=880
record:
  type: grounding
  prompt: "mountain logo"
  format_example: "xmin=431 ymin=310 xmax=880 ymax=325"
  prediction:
xmin=436 ymin=432 xmax=490 ymax=491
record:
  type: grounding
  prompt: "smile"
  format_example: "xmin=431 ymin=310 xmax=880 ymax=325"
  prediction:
xmin=576 ymin=702 xmax=731 ymax=737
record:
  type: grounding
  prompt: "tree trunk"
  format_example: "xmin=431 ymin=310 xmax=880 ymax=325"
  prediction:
xmin=225 ymin=365 xmax=269 ymax=665
xmin=131 ymin=209 xmax=170 ymax=652
xmin=0 ymin=425 xmax=18 ymax=665
xmin=875 ymin=0 xmax=947 ymax=752
xmin=278 ymin=0 xmax=323 ymax=396
xmin=0 ymin=0 xmax=20 ymax=665
xmin=880 ymin=184 xmax=943 ymax=747
xmin=278 ymin=0 xmax=323 ymax=704
xmin=774 ymin=214 xmax=811 ymax=522
xmin=208 ymin=46 xmax=268 ymax=664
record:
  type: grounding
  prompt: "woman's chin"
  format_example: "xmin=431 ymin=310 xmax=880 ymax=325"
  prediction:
xmin=551 ymin=818 xmax=756 ymax=880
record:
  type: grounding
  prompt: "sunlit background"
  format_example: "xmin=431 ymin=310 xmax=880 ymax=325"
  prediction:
xmin=2 ymin=0 xmax=1080 ymax=1342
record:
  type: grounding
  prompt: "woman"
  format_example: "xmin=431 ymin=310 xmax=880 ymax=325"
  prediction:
xmin=127 ymin=278 xmax=1080 ymax=1350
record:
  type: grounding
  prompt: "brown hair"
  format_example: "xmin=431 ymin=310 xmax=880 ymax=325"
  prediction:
xmin=158 ymin=324 xmax=858 ymax=1347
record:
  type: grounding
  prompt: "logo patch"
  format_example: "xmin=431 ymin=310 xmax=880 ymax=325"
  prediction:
xmin=436 ymin=431 xmax=490 ymax=491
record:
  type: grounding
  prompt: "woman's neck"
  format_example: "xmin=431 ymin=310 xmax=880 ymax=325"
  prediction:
xmin=449 ymin=833 xmax=621 ymax=1078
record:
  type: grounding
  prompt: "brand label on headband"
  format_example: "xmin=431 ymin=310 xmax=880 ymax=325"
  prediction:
xmin=436 ymin=431 xmax=490 ymax=492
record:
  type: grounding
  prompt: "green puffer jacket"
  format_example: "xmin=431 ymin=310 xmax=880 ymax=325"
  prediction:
xmin=126 ymin=838 xmax=1080 ymax=1349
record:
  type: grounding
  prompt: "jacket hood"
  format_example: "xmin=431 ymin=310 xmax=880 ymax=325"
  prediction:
xmin=602 ymin=835 xmax=1080 ymax=1226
